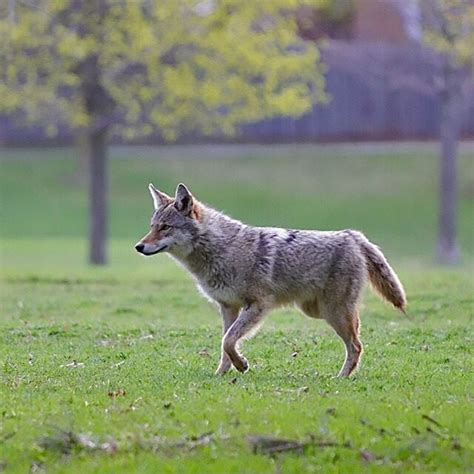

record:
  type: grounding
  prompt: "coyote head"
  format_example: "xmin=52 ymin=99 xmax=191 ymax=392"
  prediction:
xmin=135 ymin=183 xmax=201 ymax=257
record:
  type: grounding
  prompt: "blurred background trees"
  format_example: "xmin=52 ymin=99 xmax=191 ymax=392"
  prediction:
xmin=421 ymin=0 xmax=474 ymax=264
xmin=0 ymin=0 xmax=472 ymax=266
xmin=0 ymin=0 xmax=326 ymax=264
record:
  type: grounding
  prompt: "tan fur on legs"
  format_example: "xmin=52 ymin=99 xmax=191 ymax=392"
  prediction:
xmin=326 ymin=310 xmax=363 ymax=377
xmin=215 ymin=304 xmax=239 ymax=375
xmin=222 ymin=300 xmax=271 ymax=372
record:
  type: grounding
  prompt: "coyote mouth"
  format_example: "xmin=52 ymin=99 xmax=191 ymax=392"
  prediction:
xmin=144 ymin=245 xmax=168 ymax=256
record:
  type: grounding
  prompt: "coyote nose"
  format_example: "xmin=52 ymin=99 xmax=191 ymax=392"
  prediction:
xmin=135 ymin=243 xmax=145 ymax=253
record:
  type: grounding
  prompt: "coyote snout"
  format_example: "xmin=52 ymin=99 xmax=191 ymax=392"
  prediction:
xmin=135 ymin=243 xmax=145 ymax=253
xmin=135 ymin=182 xmax=407 ymax=378
xmin=134 ymin=242 xmax=167 ymax=256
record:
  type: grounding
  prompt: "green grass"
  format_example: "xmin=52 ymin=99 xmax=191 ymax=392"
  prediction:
xmin=0 ymin=144 xmax=473 ymax=473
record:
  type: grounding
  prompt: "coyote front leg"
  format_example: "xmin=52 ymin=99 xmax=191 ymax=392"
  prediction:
xmin=222 ymin=301 xmax=270 ymax=373
xmin=215 ymin=304 xmax=239 ymax=375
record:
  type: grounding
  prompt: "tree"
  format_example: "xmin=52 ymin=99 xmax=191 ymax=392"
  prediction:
xmin=421 ymin=0 xmax=474 ymax=264
xmin=0 ymin=0 xmax=326 ymax=264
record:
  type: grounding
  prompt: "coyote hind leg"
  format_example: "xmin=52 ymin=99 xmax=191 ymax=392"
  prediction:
xmin=326 ymin=309 xmax=363 ymax=377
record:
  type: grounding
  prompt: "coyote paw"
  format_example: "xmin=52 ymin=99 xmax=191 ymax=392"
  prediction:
xmin=235 ymin=357 xmax=249 ymax=373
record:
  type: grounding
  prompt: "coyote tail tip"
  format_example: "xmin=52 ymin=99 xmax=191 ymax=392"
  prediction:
xmin=360 ymin=239 xmax=407 ymax=313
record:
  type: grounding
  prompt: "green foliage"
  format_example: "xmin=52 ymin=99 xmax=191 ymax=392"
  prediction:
xmin=0 ymin=0 xmax=326 ymax=140
xmin=422 ymin=0 xmax=474 ymax=67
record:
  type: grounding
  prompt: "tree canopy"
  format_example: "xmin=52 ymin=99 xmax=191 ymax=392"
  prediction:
xmin=0 ymin=0 xmax=327 ymax=141
xmin=422 ymin=0 xmax=474 ymax=67
xmin=0 ymin=0 xmax=327 ymax=265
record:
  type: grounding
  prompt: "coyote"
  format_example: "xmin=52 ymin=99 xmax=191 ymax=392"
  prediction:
xmin=135 ymin=183 xmax=406 ymax=377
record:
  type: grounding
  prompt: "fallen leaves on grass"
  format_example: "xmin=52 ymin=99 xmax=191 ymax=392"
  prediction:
xmin=168 ymin=432 xmax=215 ymax=451
xmin=421 ymin=415 xmax=463 ymax=450
xmin=248 ymin=436 xmax=305 ymax=455
xmin=38 ymin=430 xmax=117 ymax=455
xmin=360 ymin=449 xmax=377 ymax=463
xmin=296 ymin=386 xmax=309 ymax=395
xmin=38 ymin=429 xmax=224 ymax=459
xmin=38 ymin=422 xmax=461 ymax=466
xmin=30 ymin=461 xmax=42 ymax=472
xmin=273 ymin=386 xmax=309 ymax=396
xmin=107 ymin=389 xmax=126 ymax=399
xmin=104 ymin=397 xmax=143 ymax=414
xmin=135 ymin=431 xmax=222 ymax=454
xmin=60 ymin=360 xmax=84 ymax=369
xmin=99 ymin=333 xmax=154 ymax=348
xmin=247 ymin=435 xmax=350 ymax=456
xmin=127 ymin=397 xmax=143 ymax=412
xmin=422 ymin=414 xmax=443 ymax=428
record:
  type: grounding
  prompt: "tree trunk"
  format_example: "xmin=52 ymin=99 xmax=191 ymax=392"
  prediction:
xmin=87 ymin=127 xmax=108 ymax=265
xmin=75 ymin=131 xmax=89 ymax=185
xmin=437 ymin=66 xmax=463 ymax=265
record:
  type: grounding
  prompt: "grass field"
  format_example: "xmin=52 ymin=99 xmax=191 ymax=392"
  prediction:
xmin=0 ymin=143 xmax=473 ymax=473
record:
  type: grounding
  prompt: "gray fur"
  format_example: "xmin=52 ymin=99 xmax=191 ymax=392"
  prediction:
xmin=136 ymin=184 xmax=407 ymax=377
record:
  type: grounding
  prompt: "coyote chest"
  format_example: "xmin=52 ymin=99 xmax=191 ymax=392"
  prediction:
xmin=197 ymin=280 xmax=243 ymax=306
xmin=187 ymin=251 xmax=245 ymax=306
xmin=195 ymin=264 xmax=246 ymax=306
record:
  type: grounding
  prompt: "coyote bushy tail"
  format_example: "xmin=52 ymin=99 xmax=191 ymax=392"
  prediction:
xmin=360 ymin=238 xmax=407 ymax=312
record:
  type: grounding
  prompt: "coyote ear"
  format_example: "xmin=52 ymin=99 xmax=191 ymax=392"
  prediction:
xmin=148 ymin=183 xmax=171 ymax=210
xmin=174 ymin=183 xmax=193 ymax=214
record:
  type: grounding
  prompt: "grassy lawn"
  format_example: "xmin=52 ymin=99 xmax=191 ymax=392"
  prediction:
xmin=0 ymin=144 xmax=473 ymax=473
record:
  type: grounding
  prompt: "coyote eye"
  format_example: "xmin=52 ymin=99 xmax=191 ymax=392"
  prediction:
xmin=161 ymin=224 xmax=172 ymax=231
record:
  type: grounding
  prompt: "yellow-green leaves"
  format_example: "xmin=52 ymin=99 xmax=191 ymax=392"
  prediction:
xmin=0 ymin=0 xmax=326 ymax=140
xmin=422 ymin=0 xmax=474 ymax=67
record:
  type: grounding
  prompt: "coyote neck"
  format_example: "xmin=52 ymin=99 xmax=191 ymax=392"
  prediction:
xmin=176 ymin=209 xmax=244 ymax=283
